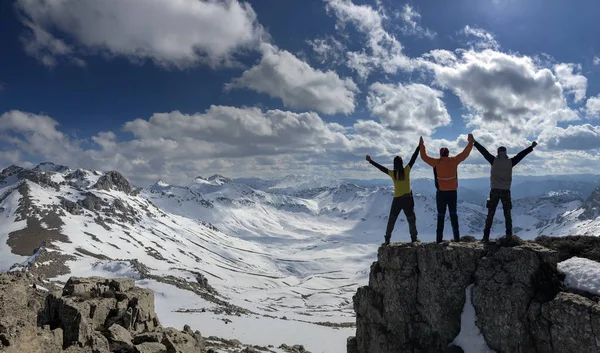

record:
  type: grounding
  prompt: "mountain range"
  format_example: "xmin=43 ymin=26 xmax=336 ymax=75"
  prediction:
xmin=1 ymin=162 xmax=600 ymax=352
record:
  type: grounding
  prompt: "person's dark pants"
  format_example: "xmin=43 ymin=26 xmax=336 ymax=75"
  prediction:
xmin=483 ymin=189 xmax=513 ymax=241
xmin=436 ymin=190 xmax=459 ymax=242
xmin=385 ymin=194 xmax=418 ymax=243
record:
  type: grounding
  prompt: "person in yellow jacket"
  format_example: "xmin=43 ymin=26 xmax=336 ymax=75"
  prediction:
xmin=419 ymin=134 xmax=473 ymax=243
xmin=366 ymin=145 xmax=420 ymax=245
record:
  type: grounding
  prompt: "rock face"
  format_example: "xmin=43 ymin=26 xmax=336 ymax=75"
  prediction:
xmin=0 ymin=274 xmax=206 ymax=353
xmin=93 ymin=171 xmax=132 ymax=195
xmin=349 ymin=241 xmax=600 ymax=353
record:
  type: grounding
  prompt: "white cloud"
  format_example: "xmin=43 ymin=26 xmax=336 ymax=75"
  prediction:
xmin=594 ymin=56 xmax=600 ymax=65
xmin=123 ymin=106 xmax=351 ymax=151
xmin=541 ymin=124 xmax=600 ymax=150
xmin=398 ymin=4 xmax=436 ymax=39
xmin=367 ymin=82 xmax=451 ymax=135
xmin=307 ymin=36 xmax=346 ymax=66
xmin=325 ymin=0 xmax=413 ymax=78
xmin=0 ymin=110 xmax=81 ymax=163
xmin=585 ymin=95 xmax=600 ymax=118
xmin=461 ymin=25 xmax=499 ymax=50
xmin=16 ymin=0 xmax=264 ymax=69
xmin=554 ymin=63 xmax=587 ymax=103
xmin=227 ymin=44 xmax=358 ymax=115
xmin=424 ymin=49 xmax=569 ymax=136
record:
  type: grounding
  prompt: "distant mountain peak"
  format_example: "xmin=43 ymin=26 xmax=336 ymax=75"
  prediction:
xmin=33 ymin=162 xmax=69 ymax=173
xmin=207 ymin=174 xmax=231 ymax=184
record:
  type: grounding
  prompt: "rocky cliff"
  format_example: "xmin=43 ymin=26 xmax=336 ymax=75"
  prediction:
xmin=347 ymin=241 xmax=600 ymax=353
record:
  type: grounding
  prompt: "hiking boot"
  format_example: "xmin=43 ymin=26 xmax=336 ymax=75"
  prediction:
xmin=411 ymin=237 xmax=420 ymax=243
xmin=382 ymin=237 xmax=390 ymax=246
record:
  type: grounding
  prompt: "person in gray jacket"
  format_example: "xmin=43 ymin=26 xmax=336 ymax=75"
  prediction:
xmin=472 ymin=137 xmax=537 ymax=242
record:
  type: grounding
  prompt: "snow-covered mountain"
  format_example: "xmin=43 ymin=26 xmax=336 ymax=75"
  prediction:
xmin=1 ymin=163 xmax=599 ymax=352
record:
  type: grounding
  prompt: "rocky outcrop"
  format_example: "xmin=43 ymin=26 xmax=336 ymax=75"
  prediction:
xmin=0 ymin=274 xmax=206 ymax=353
xmin=349 ymin=241 xmax=600 ymax=353
xmin=578 ymin=185 xmax=600 ymax=220
xmin=94 ymin=171 xmax=132 ymax=195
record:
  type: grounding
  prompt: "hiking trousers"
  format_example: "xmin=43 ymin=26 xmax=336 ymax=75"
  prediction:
xmin=385 ymin=193 xmax=418 ymax=243
xmin=483 ymin=189 xmax=513 ymax=241
xmin=436 ymin=190 xmax=460 ymax=242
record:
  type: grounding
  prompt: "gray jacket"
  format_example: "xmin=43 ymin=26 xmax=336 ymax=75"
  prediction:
xmin=473 ymin=140 xmax=534 ymax=191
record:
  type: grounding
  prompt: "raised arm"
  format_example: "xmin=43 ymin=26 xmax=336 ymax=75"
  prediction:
xmin=407 ymin=146 xmax=420 ymax=168
xmin=473 ymin=139 xmax=495 ymax=165
xmin=511 ymin=142 xmax=537 ymax=167
xmin=454 ymin=135 xmax=474 ymax=164
xmin=419 ymin=137 xmax=438 ymax=167
xmin=366 ymin=155 xmax=389 ymax=175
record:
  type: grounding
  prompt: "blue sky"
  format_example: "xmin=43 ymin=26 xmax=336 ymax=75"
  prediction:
xmin=1 ymin=0 xmax=600 ymax=185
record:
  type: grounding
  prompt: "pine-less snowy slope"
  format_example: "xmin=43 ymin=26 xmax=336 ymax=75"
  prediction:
xmin=0 ymin=163 xmax=597 ymax=353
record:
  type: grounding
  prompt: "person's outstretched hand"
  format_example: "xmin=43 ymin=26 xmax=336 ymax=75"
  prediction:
xmin=468 ymin=133 xmax=474 ymax=142
xmin=366 ymin=155 xmax=371 ymax=162
xmin=532 ymin=141 xmax=538 ymax=148
xmin=419 ymin=136 xmax=424 ymax=146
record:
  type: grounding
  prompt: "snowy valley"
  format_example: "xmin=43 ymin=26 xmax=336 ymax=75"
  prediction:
xmin=1 ymin=163 xmax=600 ymax=353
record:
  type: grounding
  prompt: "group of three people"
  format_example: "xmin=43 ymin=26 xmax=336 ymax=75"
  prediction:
xmin=366 ymin=134 xmax=537 ymax=245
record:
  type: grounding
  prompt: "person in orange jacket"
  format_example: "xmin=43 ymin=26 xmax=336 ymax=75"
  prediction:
xmin=419 ymin=134 xmax=473 ymax=243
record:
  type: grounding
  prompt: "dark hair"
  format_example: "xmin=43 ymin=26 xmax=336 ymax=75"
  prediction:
xmin=393 ymin=156 xmax=404 ymax=181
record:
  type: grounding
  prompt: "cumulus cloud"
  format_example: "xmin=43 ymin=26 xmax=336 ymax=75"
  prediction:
xmin=423 ymin=49 xmax=569 ymax=135
xmin=227 ymin=44 xmax=358 ymax=115
xmin=594 ymin=56 xmax=600 ymax=65
xmin=367 ymin=82 xmax=451 ymax=135
xmin=325 ymin=0 xmax=412 ymax=78
xmin=461 ymin=25 xmax=500 ymax=50
xmin=586 ymin=95 xmax=600 ymax=118
xmin=123 ymin=106 xmax=351 ymax=151
xmin=554 ymin=63 xmax=587 ymax=103
xmin=0 ymin=110 xmax=81 ymax=163
xmin=541 ymin=124 xmax=600 ymax=150
xmin=398 ymin=4 xmax=436 ymax=39
xmin=16 ymin=0 xmax=264 ymax=68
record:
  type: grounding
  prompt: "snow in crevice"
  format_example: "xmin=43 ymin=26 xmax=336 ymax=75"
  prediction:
xmin=452 ymin=284 xmax=496 ymax=353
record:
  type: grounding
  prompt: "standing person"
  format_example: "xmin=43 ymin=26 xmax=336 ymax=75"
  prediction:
xmin=472 ymin=137 xmax=537 ymax=243
xmin=366 ymin=145 xmax=420 ymax=245
xmin=420 ymin=134 xmax=474 ymax=243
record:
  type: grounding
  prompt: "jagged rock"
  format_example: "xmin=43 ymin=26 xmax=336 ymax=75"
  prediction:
xmin=78 ymin=193 xmax=109 ymax=212
xmin=346 ymin=337 xmax=358 ymax=353
xmin=472 ymin=243 xmax=559 ymax=352
xmin=162 ymin=327 xmax=205 ymax=353
xmin=135 ymin=342 xmax=168 ymax=353
xmin=107 ymin=323 xmax=134 ymax=351
xmin=65 ymin=169 xmax=88 ymax=180
xmin=349 ymin=241 xmax=600 ymax=353
xmin=134 ymin=332 xmax=164 ymax=344
xmin=94 ymin=171 xmax=132 ymax=194
xmin=278 ymin=343 xmax=311 ymax=353
xmin=59 ymin=197 xmax=84 ymax=215
xmin=539 ymin=293 xmax=600 ymax=353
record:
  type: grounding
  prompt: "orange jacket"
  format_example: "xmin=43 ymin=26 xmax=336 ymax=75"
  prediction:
xmin=420 ymin=141 xmax=473 ymax=191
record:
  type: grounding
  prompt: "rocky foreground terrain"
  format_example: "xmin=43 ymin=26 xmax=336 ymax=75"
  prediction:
xmin=347 ymin=238 xmax=600 ymax=353
xmin=0 ymin=274 xmax=311 ymax=353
